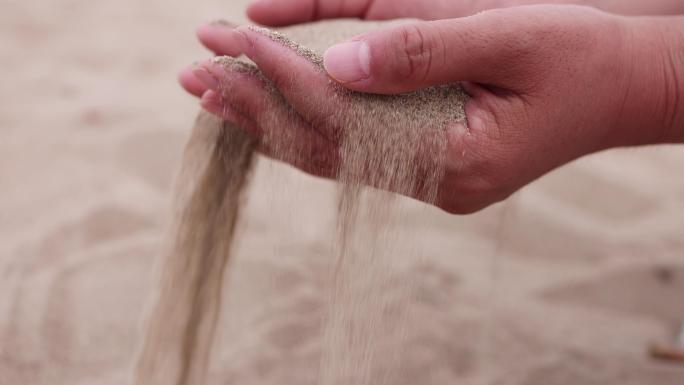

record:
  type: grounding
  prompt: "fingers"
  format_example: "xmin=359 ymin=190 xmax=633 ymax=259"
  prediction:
xmin=201 ymin=90 xmax=336 ymax=178
xmin=194 ymin=61 xmax=340 ymax=177
xmin=179 ymin=66 xmax=208 ymax=97
xmin=196 ymin=21 xmax=247 ymax=56
xmin=233 ymin=26 xmax=344 ymax=137
xmin=323 ymin=10 xmax=538 ymax=94
xmin=199 ymin=23 xmax=336 ymax=114
xmin=245 ymin=0 xmax=484 ymax=26
xmin=199 ymin=90 xmax=254 ymax=130
xmin=246 ymin=0 xmax=373 ymax=27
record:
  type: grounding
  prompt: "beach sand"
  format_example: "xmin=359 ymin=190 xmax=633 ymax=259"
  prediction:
xmin=1 ymin=0 xmax=684 ymax=384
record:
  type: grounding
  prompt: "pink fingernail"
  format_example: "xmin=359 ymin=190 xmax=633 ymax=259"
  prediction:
xmin=323 ymin=41 xmax=370 ymax=83
xmin=192 ymin=67 xmax=220 ymax=90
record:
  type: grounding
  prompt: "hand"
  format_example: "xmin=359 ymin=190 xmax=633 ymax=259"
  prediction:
xmin=243 ymin=0 xmax=684 ymax=27
xmin=245 ymin=0 xmax=487 ymax=26
xmin=180 ymin=6 xmax=684 ymax=214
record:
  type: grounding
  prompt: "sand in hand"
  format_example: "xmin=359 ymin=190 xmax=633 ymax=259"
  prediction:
xmin=3 ymin=1 xmax=684 ymax=384
xmin=134 ymin=19 xmax=468 ymax=385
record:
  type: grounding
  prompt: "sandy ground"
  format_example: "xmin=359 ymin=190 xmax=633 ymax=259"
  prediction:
xmin=2 ymin=0 xmax=684 ymax=384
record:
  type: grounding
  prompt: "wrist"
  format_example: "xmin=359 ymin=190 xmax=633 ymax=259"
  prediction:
xmin=612 ymin=16 xmax=684 ymax=147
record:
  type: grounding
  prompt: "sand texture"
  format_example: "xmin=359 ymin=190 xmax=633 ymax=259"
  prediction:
xmin=2 ymin=1 xmax=684 ymax=384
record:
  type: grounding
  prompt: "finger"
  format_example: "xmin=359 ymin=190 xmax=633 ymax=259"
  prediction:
xmin=200 ymin=90 xmax=259 ymax=132
xmin=201 ymin=90 xmax=338 ymax=179
xmin=195 ymin=64 xmax=340 ymax=176
xmin=323 ymin=12 xmax=536 ymax=94
xmin=246 ymin=0 xmax=480 ymax=26
xmin=200 ymin=90 xmax=334 ymax=178
xmin=178 ymin=66 xmax=208 ymax=97
xmin=232 ymin=26 xmax=344 ymax=138
xmin=196 ymin=21 xmax=248 ymax=56
xmin=246 ymin=0 xmax=372 ymax=27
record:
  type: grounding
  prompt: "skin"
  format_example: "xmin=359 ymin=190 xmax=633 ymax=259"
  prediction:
xmin=179 ymin=1 xmax=684 ymax=214
xmin=240 ymin=0 xmax=684 ymax=25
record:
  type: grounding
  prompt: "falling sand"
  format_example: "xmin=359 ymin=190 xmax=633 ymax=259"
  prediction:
xmin=134 ymin=19 xmax=467 ymax=385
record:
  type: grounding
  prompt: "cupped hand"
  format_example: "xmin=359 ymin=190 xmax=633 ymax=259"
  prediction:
xmin=180 ymin=5 xmax=681 ymax=214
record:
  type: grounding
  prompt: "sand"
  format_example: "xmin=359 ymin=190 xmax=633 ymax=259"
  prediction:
xmin=242 ymin=22 xmax=469 ymax=385
xmin=135 ymin=20 xmax=468 ymax=385
xmin=134 ymin=112 xmax=256 ymax=385
xmin=1 ymin=1 xmax=684 ymax=384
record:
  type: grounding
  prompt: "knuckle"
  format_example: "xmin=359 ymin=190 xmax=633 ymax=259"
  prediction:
xmin=391 ymin=24 xmax=435 ymax=82
xmin=224 ymin=77 xmax=284 ymax=133
xmin=225 ymin=93 xmax=258 ymax=119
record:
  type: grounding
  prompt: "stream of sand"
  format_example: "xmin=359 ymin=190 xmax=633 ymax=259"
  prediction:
xmin=134 ymin=19 xmax=467 ymax=385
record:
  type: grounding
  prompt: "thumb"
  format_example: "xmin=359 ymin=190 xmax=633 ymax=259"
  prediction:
xmin=323 ymin=14 xmax=531 ymax=94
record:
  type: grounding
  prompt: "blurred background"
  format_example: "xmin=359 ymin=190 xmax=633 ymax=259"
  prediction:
xmin=1 ymin=0 xmax=684 ymax=384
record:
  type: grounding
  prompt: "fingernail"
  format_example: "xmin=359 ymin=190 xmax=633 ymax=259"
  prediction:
xmin=208 ymin=19 xmax=236 ymax=28
xmin=192 ymin=67 xmax=220 ymax=90
xmin=198 ymin=21 xmax=234 ymax=36
xmin=197 ymin=23 xmax=236 ymax=43
xmin=323 ymin=41 xmax=370 ymax=83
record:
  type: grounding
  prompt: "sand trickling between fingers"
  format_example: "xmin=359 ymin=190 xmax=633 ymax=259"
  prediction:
xmin=133 ymin=114 xmax=257 ymax=385
xmin=134 ymin=19 xmax=467 ymax=385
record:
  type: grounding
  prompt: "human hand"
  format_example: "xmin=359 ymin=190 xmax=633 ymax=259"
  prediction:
xmin=180 ymin=6 xmax=683 ymax=214
xmin=245 ymin=0 xmax=489 ymax=26
xmin=244 ymin=0 xmax=684 ymax=27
